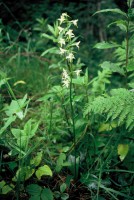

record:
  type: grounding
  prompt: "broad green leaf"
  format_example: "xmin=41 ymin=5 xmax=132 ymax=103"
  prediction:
xmin=60 ymin=183 xmax=67 ymax=193
xmin=55 ymin=153 xmax=66 ymax=173
xmin=0 ymin=115 xmax=16 ymax=135
xmin=29 ymin=197 xmax=40 ymax=200
xmin=93 ymin=9 xmax=127 ymax=17
xmin=61 ymin=193 xmax=69 ymax=200
xmin=41 ymin=188 xmax=53 ymax=200
xmin=11 ymin=128 xmax=22 ymax=139
xmin=94 ymin=42 xmax=119 ymax=49
xmin=26 ymin=184 xmax=42 ymax=196
xmin=118 ymin=144 xmax=129 ymax=161
xmin=36 ymin=165 xmax=52 ymax=180
xmin=2 ymin=184 xmax=15 ymax=194
xmin=30 ymin=151 xmax=43 ymax=167
xmin=100 ymin=61 xmax=125 ymax=75
xmin=99 ymin=122 xmax=117 ymax=132
xmin=0 ymin=181 xmax=6 ymax=188
xmin=12 ymin=166 xmax=35 ymax=182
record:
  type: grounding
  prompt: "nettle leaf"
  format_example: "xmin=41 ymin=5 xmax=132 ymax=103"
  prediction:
xmin=118 ymin=144 xmax=129 ymax=161
xmin=94 ymin=42 xmax=119 ymax=49
xmin=26 ymin=184 xmax=42 ymax=196
xmin=41 ymin=188 xmax=53 ymax=200
xmin=100 ymin=61 xmax=125 ymax=75
xmin=0 ymin=181 xmax=6 ymax=188
xmin=36 ymin=165 xmax=53 ymax=180
xmin=2 ymin=184 xmax=15 ymax=194
xmin=93 ymin=8 xmax=127 ymax=17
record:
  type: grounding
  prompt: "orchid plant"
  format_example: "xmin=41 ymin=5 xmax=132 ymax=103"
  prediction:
xmin=41 ymin=13 xmax=83 ymax=179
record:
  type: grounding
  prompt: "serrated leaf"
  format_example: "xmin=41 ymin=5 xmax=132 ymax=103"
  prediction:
xmin=2 ymin=184 xmax=14 ymax=194
xmin=26 ymin=184 xmax=42 ymax=196
xmin=0 ymin=181 xmax=6 ymax=188
xmin=41 ymin=188 xmax=53 ymax=200
xmin=118 ymin=144 xmax=129 ymax=161
xmin=36 ymin=165 xmax=52 ymax=180
xmin=94 ymin=42 xmax=119 ymax=49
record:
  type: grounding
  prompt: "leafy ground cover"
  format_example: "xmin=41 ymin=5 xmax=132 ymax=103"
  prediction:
xmin=0 ymin=0 xmax=134 ymax=199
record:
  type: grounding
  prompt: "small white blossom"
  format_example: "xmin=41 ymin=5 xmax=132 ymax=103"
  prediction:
xmin=62 ymin=69 xmax=69 ymax=79
xmin=66 ymin=29 xmax=75 ymax=39
xmin=58 ymin=38 xmax=65 ymax=47
xmin=62 ymin=79 xmax=70 ymax=88
xmin=71 ymin=19 xmax=78 ymax=27
xmin=58 ymin=13 xmax=68 ymax=24
xmin=75 ymin=69 xmax=82 ymax=77
xmin=59 ymin=48 xmax=67 ymax=55
xmin=62 ymin=69 xmax=70 ymax=88
xmin=66 ymin=53 xmax=75 ymax=62
xmin=75 ymin=41 xmax=80 ymax=49
xmin=58 ymin=26 xmax=64 ymax=34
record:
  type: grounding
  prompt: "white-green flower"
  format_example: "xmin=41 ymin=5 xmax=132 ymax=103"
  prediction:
xmin=58 ymin=38 xmax=65 ymax=47
xmin=58 ymin=13 xmax=68 ymax=24
xmin=66 ymin=29 xmax=75 ymax=39
xmin=62 ymin=68 xmax=70 ymax=88
xmin=59 ymin=48 xmax=67 ymax=55
xmin=75 ymin=41 xmax=80 ymax=49
xmin=66 ymin=53 xmax=75 ymax=62
xmin=58 ymin=26 xmax=64 ymax=34
xmin=74 ymin=69 xmax=82 ymax=77
xmin=71 ymin=19 xmax=78 ymax=27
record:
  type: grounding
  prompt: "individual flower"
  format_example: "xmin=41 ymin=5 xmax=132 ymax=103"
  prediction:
xmin=58 ymin=13 xmax=68 ymax=24
xmin=58 ymin=26 xmax=64 ymax=34
xmin=66 ymin=29 xmax=75 ymax=39
xmin=75 ymin=41 xmax=80 ymax=49
xmin=59 ymin=48 xmax=67 ymax=55
xmin=66 ymin=53 xmax=75 ymax=62
xmin=62 ymin=69 xmax=70 ymax=88
xmin=58 ymin=38 xmax=65 ymax=47
xmin=74 ymin=69 xmax=82 ymax=77
xmin=71 ymin=19 xmax=78 ymax=27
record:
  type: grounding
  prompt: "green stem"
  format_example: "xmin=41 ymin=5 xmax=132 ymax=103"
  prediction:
xmin=125 ymin=15 xmax=130 ymax=88
xmin=68 ymin=64 xmax=77 ymax=179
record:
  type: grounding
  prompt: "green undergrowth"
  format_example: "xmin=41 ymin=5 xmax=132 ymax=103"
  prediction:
xmin=0 ymin=0 xmax=134 ymax=199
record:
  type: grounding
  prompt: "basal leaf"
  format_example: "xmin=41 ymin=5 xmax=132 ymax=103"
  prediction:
xmin=41 ymin=188 xmax=53 ymax=200
xmin=36 ymin=165 xmax=53 ymax=180
xmin=118 ymin=144 xmax=129 ymax=161
xmin=26 ymin=184 xmax=42 ymax=196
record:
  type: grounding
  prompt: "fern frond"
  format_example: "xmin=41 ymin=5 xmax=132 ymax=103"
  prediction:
xmin=85 ymin=88 xmax=134 ymax=130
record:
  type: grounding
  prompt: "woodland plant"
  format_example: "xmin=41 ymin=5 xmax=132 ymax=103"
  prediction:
xmin=0 ymin=1 xmax=134 ymax=199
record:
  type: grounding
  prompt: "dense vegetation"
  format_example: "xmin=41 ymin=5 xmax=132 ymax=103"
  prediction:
xmin=0 ymin=0 xmax=134 ymax=199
